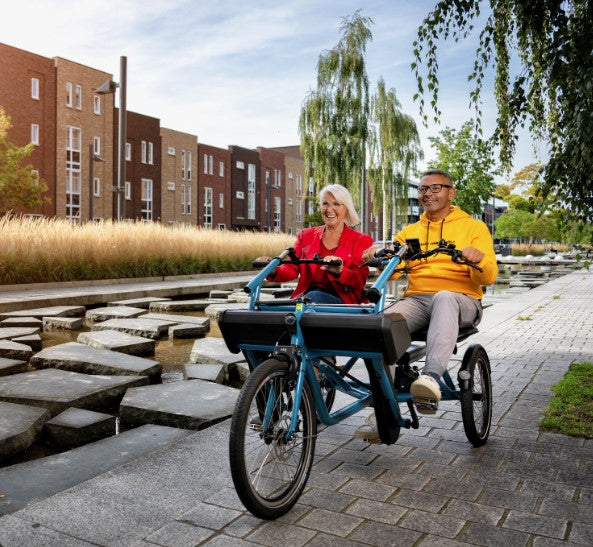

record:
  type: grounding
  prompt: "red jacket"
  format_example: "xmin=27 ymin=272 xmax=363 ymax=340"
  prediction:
xmin=271 ymin=225 xmax=373 ymax=304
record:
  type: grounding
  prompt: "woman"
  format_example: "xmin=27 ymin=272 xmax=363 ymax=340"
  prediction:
xmin=258 ymin=184 xmax=373 ymax=304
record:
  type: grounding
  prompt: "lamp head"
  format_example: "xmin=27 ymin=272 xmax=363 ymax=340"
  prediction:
xmin=95 ymin=79 xmax=118 ymax=94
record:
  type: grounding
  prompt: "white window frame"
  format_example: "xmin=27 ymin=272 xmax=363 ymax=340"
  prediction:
xmin=208 ymin=154 xmax=213 ymax=175
xmin=66 ymin=82 xmax=73 ymax=107
xmin=273 ymin=196 xmax=281 ymax=233
xmin=203 ymin=187 xmax=213 ymax=228
xmin=93 ymin=95 xmax=101 ymax=114
xmin=31 ymin=78 xmax=39 ymax=100
xmin=167 ymin=181 xmax=175 ymax=191
xmin=125 ymin=142 xmax=132 ymax=161
xmin=186 ymin=184 xmax=192 ymax=215
xmin=148 ymin=142 xmax=154 ymax=165
xmin=236 ymin=160 xmax=244 ymax=169
xmin=203 ymin=154 xmax=208 ymax=174
xmin=247 ymin=163 xmax=256 ymax=220
xmin=219 ymin=193 xmax=224 ymax=208
xmin=167 ymin=146 xmax=175 ymax=156
xmin=141 ymin=178 xmax=153 ymax=221
xmin=66 ymin=125 xmax=81 ymax=220
xmin=31 ymin=124 xmax=39 ymax=145
xmin=93 ymin=136 xmax=101 ymax=156
xmin=219 ymin=160 xmax=224 ymax=177
xmin=75 ymin=84 xmax=82 ymax=109
xmin=181 ymin=150 xmax=186 ymax=180
xmin=93 ymin=177 xmax=101 ymax=197
xmin=187 ymin=150 xmax=192 ymax=181
xmin=125 ymin=181 xmax=131 ymax=200
xmin=236 ymin=191 xmax=245 ymax=199
xmin=141 ymin=141 xmax=147 ymax=164
xmin=218 ymin=223 xmax=226 ymax=230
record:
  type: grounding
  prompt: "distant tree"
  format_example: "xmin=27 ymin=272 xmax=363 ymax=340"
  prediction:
xmin=494 ymin=208 xmax=532 ymax=241
xmin=413 ymin=1 xmax=593 ymax=220
xmin=427 ymin=121 xmax=498 ymax=215
xmin=0 ymin=107 xmax=49 ymax=212
xmin=367 ymin=78 xmax=423 ymax=238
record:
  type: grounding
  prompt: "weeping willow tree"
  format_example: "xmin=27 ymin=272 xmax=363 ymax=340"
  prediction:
xmin=367 ymin=79 xmax=423 ymax=240
xmin=299 ymin=11 xmax=372 ymax=217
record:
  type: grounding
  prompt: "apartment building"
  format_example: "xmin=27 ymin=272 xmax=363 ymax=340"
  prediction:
xmin=161 ymin=128 xmax=198 ymax=225
xmin=257 ymin=147 xmax=285 ymax=233
xmin=198 ymin=143 xmax=231 ymax=229
xmin=116 ymin=110 xmax=161 ymax=221
xmin=0 ymin=43 xmax=57 ymax=217
xmin=270 ymin=146 xmax=305 ymax=235
xmin=228 ymin=146 xmax=260 ymax=231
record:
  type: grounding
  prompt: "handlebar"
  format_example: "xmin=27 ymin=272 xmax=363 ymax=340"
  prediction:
xmin=253 ymin=248 xmax=343 ymax=269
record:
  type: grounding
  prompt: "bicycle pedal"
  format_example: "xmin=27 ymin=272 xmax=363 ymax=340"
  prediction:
xmin=363 ymin=438 xmax=382 ymax=444
xmin=249 ymin=417 xmax=263 ymax=431
xmin=414 ymin=398 xmax=438 ymax=412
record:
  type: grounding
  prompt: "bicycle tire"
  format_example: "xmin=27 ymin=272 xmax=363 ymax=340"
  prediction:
xmin=460 ymin=346 xmax=492 ymax=447
xmin=229 ymin=358 xmax=317 ymax=519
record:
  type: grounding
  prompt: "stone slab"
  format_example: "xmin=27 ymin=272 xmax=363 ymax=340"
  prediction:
xmin=12 ymin=334 xmax=42 ymax=352
xmin=0 ymin=317 xmax=43 ymax=328
xmin=45 ymin=407 xmax=116 ymax=448
xmin=0 ymin=401 xmax=50 ymax=462
xmin=227 ymin=291 xmax=275 ymax=303
xmin=119 ymin=379 xmax=239 ymax=430
xmin=203 ymin=302 xmax=248 ymax=320
xmin=0 ymin=327 xmax=40 ymax=340
xmin=77 ymin=329 xmax=155 ymax=356
xmin=141 ymin=313 xmax=210 ymax=330
xmin=209 ymin=290 xmax=232 ymax=299
xmin=42 ymin=316 xmax=84 ymax=330
xmin=168 ymin=323 xmax=207 ymax=339
xmin=30 ymin=342 xmax=161 ymax=382
xmin=0 ymin=340 xmax=33 ymax=361
xmin=183 ymin=363 xmax=227 ymax=383
xmin=190 ymin=337 xmax=246 ymax=365
xmin=108 ymin=296 xmax=171 ymax=309
xmin=85 ymin=305 xmax=146 ymax=324
xmin=0 ymin=306 xmax=85 ymax=319
xmin=0 ymin=424 xmax=193 ymax=516
xmin=148 ymin=299 xmax=226 ymax=312
xmin=0 ymin=358 xmax=28 ymax=377
xmin=0 ymin=368 xmax=148 ymax=417
xmin=91 ymin=318 xmax=174 ymax=339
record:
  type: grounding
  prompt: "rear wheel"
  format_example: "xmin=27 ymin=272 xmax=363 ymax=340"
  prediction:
xmin=229 ymin=358 xmax=317 ymax=519
xmin=460 ymin=346 xmax=492 ymax=447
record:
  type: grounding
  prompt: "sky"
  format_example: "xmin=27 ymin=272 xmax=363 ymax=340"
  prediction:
xmin=1 ymin=0 xmax=545 ymax=181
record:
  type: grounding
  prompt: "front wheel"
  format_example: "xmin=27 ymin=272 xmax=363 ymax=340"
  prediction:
xmin=460 ymin=345 xmax=492 ymax=447
xmin=229 ymin=358 xmax=317 ymax=519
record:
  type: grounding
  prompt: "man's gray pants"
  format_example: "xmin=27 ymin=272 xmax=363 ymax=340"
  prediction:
xmin=384 ymin=291 xmax=482 ymax=378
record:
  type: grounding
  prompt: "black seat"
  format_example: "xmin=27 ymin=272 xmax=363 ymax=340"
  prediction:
xmin=410 ymin=325 xmax=478 ymax=343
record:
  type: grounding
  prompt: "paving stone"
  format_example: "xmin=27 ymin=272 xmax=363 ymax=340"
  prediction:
xmin=0 ymin=357 xmax=28 ymax=377
xmin=0 ymin=306 xmax=85 ymax=319
xmin=345 ymin=497 xmax=407 ymax=525
xmin=0 ymin=317 xmax=43 ymax=328
xmin=337 ymin=478 xmax=394 ymax=502
xmin=85 ymin=305 xmax=146 ymax=324
xmin=142 ymin=312 xmax=210 ymax=330
xmin=0 ymin=340 xmax=33 ymax=361
xmin=299 ymin=488 xmax=356 ymax=512
xmin=570 ymin=522 xmax=593 ymax=545
xmin=149 ymin=299 xmax=224 ymax=312
xmin=190 ymin=337 xmax=247 ymax=365
xmin=502 ymin=509 xmax=567 ymax=539
xmin=77 ymin=329 xmax=155 ymax=356
xmin=92 ymin=317 xmax=174 ymax=339
xmin=43 ymin=316 xmax=84 ymax=330
xmin=144 ymin=520 xmax=214 ymax=545
xmin=458 ymin=521 xmax=531 ymax=546
xmin=246 ymin=520 xmax=317 ymax=546
xmin=0 ymin=401 xmax=49 ymax=461
xmin=390 ymin=488 xmax=448 ymax=513
xmin=178 ymin=501 xmax=242 ymax=530
xmin=12 ymin=333 xmax=42 ymax=352
xmin=0 ymin=327 xmax=40 ymax=340
xmin=183 ymin=363 xmax=227 ymax=383
xmin=30 ymin=342 xmax=161 ymax=382
xmin=169 ymin=323 xmax=207 ymax=339
xmin=119 ymin=379 xmax=239 ymax=430
xmin=0 ymin=368 xmax=147 ymax=417
xmin=349 ymin=520 xmax=422 ymax=546
xmin=203 ymin=302 xmax=249 ymax=320
xmin=209 ymin=290 xmax=232 ymax=299
xmin=108 ymin=296 xmax=171 ymax=309
xmin=538 ymin=497 xmax=593 ymax=525
xmin=441 ymin=498 xmax=505 ymax=526
xmin=45 ymin=407 xmax=116 ymax=448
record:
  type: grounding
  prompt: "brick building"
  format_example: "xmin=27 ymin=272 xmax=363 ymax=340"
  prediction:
xmin=257 ymin=147 xmax=285 ymax=233
xmin=228 ymin=145 xmax=260 ymax=231
xmin=271 ymin=146 xmax=305 ymax=235
xmin=197 ymin=143 xmax=231 ymax=229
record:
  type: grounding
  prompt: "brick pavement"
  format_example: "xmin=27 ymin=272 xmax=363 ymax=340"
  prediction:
xmin=0 ymin=270 xmax=592 ymax=546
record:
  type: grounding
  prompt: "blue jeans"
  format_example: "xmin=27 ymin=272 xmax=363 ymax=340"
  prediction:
xmin=304 ymin=290 xmax=344 ymax=304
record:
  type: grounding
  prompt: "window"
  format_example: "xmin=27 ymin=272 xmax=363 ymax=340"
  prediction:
xmin=31 ymin=169 xmax=40 ymax=185
xmin=288 ymin=198 xmax=293 ymax=205
xmin=187 ymin=151 xmax=192 ymax=180
xmin=218 ymin=224 xmax=226 ymax=230
xmin=236 ymin=191 xmax=245 ymax=199
xmin=247 ymin=163 xmax=256 ymax=219
xmin=186 ymin=184 xmax=192 ymax=215
xmin=274 ymin=197 xmax=281 ymax=233
xmin=93 ymin=95 xmax=101 ymax=114
xmin=66 ymin=126 xmax=81 ymax=220
xmin=31 ymin=124 xmax=39 ymax=145
xmin=168 ymin=146 xmax=175 ymax=156
xmin=236 ymin=160 xmax=244 ymax=169
xmin=219 ymin=193 xmax=224 ymax=208
xmin=203 ymin=154 xmax=208 ymax=174
xmin=75 ymin=85 xmax=82 ymax=109
xmin=219 ymin=161 xmax=224 ymax=177
xmin=181 ymin=150 xmax=186 ymax=180
xmin=167 ymin=181 xmax=175 ymax=191
xmin=288 ymin=171 xmax=294 ymax=180
xmin=141 ymin=178 xmax=153 ymax=221
xmin=93 ymin=177 xmax=100 ymax=197
xmin=274 ymin=169 xmax=282 ymax=187
xmin=93 ymin=136 xmax=101 ymax=156
xmin=31 ymin=78 xmax=39 ymax=100
xmin=125 ymin=143 xmax=131 ymax=161
xmin=208 ymin=155 xmax=213 ymax=175
xmin=147 ymin=142 xmax=154 ymax=165
xmin=203 ymin=187 xmax=213 ymax=228
xmin=125 ymin=181 xmax=131 ymax=200
xmin=141 ymin=141 xmax=147 ymax=164
xmin=182 ymin=183 xmax=192 ymax=215
xmin=66 ymin=82 xmax=73 ymax=107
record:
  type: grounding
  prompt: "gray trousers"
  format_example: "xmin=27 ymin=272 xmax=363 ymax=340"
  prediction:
xmin=384 ymin=291 xmax=483 ymax=378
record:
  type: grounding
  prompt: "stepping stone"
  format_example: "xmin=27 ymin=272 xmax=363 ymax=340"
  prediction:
xmin=148 ymin=299 xmax=225 ymax=312
xmin=227 ymin=292 xmax=274 ymax=303
xmin=0 ymin=368 xmax=148 ymax=417
xmin=209 ymin=290 xmax=232 ymax=299
xmin=12 ymin=334 xmax=42 ymax=352
xmin=203 ymin=302 xmax=248 ymax=320
xmin=141 ymin=313 xmax=210 ymax=330
xmin=0 ymin=327 xmax=41 ymax=340
xmin=0 ymin=358 xmax=28 ymax=377
xmin=78 ymin=330 xmax=155 ymax=356
xmin=228 ymin=362 xmax=250 ymax=384
xmin=92 ymin=318 xmax=174 ymax=340
xmin=0 ymin=306 xmax=85 ymax=320
xmin=183 ymin=363 xmax=227 ymax=383
xmin=0 ymin=424 xmax=193 ymax=516
xmin=85 ymin=306 xmax=146 ymax=324
xmin=108 ymin=297 xmax=171 ymax=309
xmin=44 ymin=408 xmax=116 ymax=448
xmin=0 ymin=340 xmax=33 ymax=361
xmin=168 ymin=323 xmax=206 ymax=339
xmin=119 ymin=379 xmax=239 ymax=430
xmin=190 ymin=337 xmax=246 ymax=365
xmin=43 ymin=317 xmax=83 ymax=330
xmin=0 ymin=317 xmax=43 ymax=328
xmin=30 ymin=342 xmax=161 ymax=382
xmin=0 ymin=401 xmax=50 ymax=462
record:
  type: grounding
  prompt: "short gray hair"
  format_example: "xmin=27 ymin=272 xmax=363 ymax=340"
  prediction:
xmin=319 ymin=184 xmax=360 ymax=226
xmin=421 ymin=169 xmax=453 ymax=185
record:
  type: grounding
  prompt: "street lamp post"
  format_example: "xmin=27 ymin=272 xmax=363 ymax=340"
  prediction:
xmin=96 ymin=56 xmax=127 ymax=221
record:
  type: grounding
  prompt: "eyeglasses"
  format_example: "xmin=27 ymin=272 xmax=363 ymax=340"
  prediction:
xmin=321 ymin=201 xmax=343 ymax=209
xmin=418 ymin=184 xmax=452 ymax=195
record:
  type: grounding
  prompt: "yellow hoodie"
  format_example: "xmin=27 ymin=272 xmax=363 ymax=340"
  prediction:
xmin=395 ymin=206 xmax=498 ymax=300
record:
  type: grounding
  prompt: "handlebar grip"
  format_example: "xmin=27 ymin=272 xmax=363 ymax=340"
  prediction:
xmin=252 ymin=261 xmax=272 ymax=268
xmin=362 ymin=258 xmax=384 ymax=268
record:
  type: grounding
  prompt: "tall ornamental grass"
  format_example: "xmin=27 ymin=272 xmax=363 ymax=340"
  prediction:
xmin=511 ymin=243 xmax=571 ymax=256
xmin=0 ymin=216 xmax=294 ymax=285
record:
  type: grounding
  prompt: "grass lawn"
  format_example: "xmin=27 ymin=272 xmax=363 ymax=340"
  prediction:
xmin=540 ymin=362 xmax=593 ymax=438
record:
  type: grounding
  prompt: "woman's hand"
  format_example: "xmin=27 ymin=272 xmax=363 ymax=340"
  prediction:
xmin=321 ymin=255 xmax=343 ymax=276
xmin=362 ymin=245 xmax=382 ymax=262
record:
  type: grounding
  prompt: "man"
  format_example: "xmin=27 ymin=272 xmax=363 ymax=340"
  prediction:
xmin=355 ymin=169 xmax=498 ymax=441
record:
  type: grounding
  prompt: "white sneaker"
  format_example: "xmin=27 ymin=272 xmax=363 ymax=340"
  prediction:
xmin=410 ymin=375 xmax=441 ymax=414
xmin=353 ymin=412 xmax=381 ymax=443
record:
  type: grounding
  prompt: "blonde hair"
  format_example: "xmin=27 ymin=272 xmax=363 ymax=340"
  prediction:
xmin=319 ymin=184 xmax=360 ymax=226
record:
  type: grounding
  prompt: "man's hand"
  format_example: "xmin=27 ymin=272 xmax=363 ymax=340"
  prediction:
xmin=255 ymin=256 xmax=272 ymax=263
xmin=362 ymin=245 xmax=382 ymax=262
xmin=461 ymin=247 xmax=484 ymax=264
